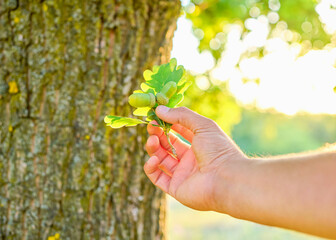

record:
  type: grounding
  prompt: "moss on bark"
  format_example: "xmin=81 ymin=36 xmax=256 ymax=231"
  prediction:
xmin=0 ymin=0 xmax=180 ymax=239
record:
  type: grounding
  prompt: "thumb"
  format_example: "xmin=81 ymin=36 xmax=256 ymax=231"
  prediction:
xmin=155 ymin=106 xmax=216 ymax=133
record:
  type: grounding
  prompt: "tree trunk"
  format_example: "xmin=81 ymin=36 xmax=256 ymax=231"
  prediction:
xmin=0 ymin=0 xmax=180 ymax=239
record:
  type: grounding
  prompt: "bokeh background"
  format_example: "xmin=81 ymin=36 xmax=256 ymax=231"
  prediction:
xmin=168 ymin=0 xmax=336 ymax=239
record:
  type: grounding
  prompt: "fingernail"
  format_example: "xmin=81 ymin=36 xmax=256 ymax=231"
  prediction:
xmin=156 ymin=105 xmax=169 ymax=114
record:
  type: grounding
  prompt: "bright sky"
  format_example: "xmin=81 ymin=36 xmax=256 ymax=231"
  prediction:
xmin=171 ymin=1 xmax=336 ymax=115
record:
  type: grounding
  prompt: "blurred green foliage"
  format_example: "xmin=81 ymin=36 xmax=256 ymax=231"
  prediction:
xmin=232 ymin=109 xmax=336 ymax=156
xmin=183 ymin=73 xmax=241 ymax=134
xmin=185 ymin=0 xmax=332 ymax=59
xmin=183 ymin=75 xmax=336 ymax=155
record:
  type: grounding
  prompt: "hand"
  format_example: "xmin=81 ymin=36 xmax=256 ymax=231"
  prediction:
xmin=144 ymin=107 xmax=336 ymax=239
xmin=144 ymin=106 xmax=247 ymax=211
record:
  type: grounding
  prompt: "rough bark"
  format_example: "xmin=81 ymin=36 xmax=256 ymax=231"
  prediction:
xmin=0 ymin=0 xmax=180 ymax=239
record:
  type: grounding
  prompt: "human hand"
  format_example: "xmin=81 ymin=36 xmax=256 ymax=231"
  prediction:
xmin=144 ymin=106 xmax=247 ymax=211
xmin=144 ymin=106 xmax=336 ymax=238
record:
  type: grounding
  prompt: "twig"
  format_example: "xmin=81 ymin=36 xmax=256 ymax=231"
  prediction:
xmin=164 ymin=127 xmax=177 ymax=158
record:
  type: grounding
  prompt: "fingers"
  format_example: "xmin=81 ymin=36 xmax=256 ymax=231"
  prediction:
xmin=144 ymin=156 xmax=171 ymax=193
xmin=169 ymin=149 xmax=196 ymax=196
xmin=158 ymin=160 xmax=177 ymax=177
xmin=146 ymin=134 xmax=169 ymax=159
xmin=171 ymin=124 xmax=194 ymax=143
xmin=147 ymin=123 xmax=190 ymax=159
xmin=155 ymin=106 xmax=216 ymax=134
xmin=145 ymin=135 xmax=179 ymax=176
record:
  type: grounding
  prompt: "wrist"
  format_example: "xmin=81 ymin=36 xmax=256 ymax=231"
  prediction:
xmin=211 ymin=154 xmax=252 ymax=215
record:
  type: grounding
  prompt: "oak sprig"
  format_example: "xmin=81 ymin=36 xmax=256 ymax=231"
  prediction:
xmin=104 ymin=58 xmax=191 ymax=157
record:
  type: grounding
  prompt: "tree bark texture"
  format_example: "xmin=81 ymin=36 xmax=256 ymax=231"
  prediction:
xmin=0 ymin=0 xmax=180 ymax=239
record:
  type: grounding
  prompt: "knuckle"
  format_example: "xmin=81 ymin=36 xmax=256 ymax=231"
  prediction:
xmin=207 ymin=118 xmax=217 ymax=126
xmin=203 ymin=118 xmax=218 ymax=129
xmin=207 ymin=118 xmax=218 ymax=128
xmin=176 ymin=107 xmax=189 ymax=122
xmin=177 ymin=106 xmax=188 ymax=113
xmin=145 ymin=140 xmax=151 ymax=152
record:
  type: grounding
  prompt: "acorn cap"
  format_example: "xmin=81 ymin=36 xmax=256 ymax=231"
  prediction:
xmin=156 ymin=93 xmax=169 ymax=105
xmin=148 ymin=93 xmax=156 ymax=108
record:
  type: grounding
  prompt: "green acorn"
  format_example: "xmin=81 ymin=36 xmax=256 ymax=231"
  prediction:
xmin=128 ymin=92 xmax=156 ymax=108
xmin=156 ymin=81 xmax=177 ymax=105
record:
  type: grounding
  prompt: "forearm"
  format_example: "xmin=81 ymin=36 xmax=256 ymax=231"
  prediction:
xmin=217 ymin=148 xmax=336 ymax=238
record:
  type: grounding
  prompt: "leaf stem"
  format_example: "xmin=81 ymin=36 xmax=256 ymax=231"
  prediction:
xmin=149 ymin=109 xmax=177 ymax=158
xmin=164 ymin=127 xmax=177 ymax=158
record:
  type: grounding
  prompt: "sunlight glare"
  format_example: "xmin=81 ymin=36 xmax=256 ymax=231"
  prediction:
xmin=171 ymin=17 xmax=215 ymax=74
xmin=316 ymin=0 xmax=336 ymax=34
xmin=171 ymin=15 xmax=336 ymax=115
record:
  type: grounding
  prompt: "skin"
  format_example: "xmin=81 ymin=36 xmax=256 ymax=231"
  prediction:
xmin=144 ymin=106 xmax=336 ymax=239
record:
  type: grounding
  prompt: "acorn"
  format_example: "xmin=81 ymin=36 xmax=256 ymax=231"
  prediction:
xmin=128 ymin=93 xmax=156 ymax=108
xmin=156 ymin=81 xmax=177 ymax=105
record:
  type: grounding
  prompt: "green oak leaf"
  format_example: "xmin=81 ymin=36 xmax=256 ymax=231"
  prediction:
xmin=133 ymin=107 xmax=151 ymax=116
xmin=104 ymin=116 xmax=147 ymax=128
xmin=177 ymin=81 xmax=192 ymax=95
xmin=143 ymin=58 xmax=185 ymax=93
xmin=167 ymin=94 xmax=184 ymax=108
xmin=141 ymin=58 xmax=190 ymax=108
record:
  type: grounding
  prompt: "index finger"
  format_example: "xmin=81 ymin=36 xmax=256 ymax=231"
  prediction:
xmin=171 ymin=124 xmax=194 ymax=143
xmin=155 ymin=106 xmax=212 ymax=134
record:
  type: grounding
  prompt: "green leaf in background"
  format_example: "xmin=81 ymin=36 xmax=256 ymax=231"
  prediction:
xmin=186 ymin=0 xmax=331 ymax=60
xmin=104 ymin=116 xmax=147 ymax=128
